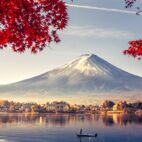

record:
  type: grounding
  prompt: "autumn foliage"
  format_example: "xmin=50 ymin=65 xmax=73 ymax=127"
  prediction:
xmin=123 ymin=40 xmax=142 ymax=59
xmin=0 ymin=0 xmax=68 ymax=53
xmin=0 ymin=0 xmax=141 ymax=58
xmin=125 ymin=0 xmax=136 ymax=8
xmin=124 ymin=0 xmax=142 ymax=59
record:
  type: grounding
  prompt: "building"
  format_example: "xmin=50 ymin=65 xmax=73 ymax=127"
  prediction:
xmin=46 ymin=101 xmax=70 ymax=112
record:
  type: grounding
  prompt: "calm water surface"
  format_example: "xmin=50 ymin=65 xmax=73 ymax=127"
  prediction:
xmin=0 ymin=113 xmax=141 ymax=142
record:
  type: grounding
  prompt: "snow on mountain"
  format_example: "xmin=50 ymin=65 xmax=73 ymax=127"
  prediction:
xmin=0 ymin=54 xmax=142 ymax=103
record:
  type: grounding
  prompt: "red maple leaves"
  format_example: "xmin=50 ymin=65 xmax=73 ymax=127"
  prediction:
xmin=125 ymin=0 xmax=136 ymax=8
xmin=0 ymin=0 xmax=141 ymax=59
xmin=123 ymin=40 xmax=142 ymax=59
xmin=0 ymin=0 xmax=68 ymax=53
xmin=124 ymin=0 xmax=142 ymax=59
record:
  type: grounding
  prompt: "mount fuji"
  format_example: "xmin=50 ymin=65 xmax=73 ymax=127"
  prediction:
xmin=0 ymin=54 xmax=142 ymax=103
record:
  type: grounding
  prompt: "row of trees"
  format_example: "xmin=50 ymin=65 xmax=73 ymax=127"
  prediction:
xmin=102 ymin=100 xmax=142 ymax=109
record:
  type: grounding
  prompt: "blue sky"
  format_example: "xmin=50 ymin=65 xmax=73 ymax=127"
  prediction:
xmin=0 ymin=0 xmax=142 ymax=84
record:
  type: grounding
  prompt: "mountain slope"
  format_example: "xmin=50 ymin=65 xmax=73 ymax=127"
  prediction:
xmin=0 ymin=54 xmax=142 ymax=103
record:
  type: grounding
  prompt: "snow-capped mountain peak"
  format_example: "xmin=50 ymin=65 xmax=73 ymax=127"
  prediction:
xmin=0 ymin=53 xmax=142 ymax=103
xmin=63 ymin=54 xmax=102 ymax=76
xmin=58 ymin=54 xmax=120 ymax=77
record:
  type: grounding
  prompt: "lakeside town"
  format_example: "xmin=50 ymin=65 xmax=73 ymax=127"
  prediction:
xmin=0 ymin=100 xmax=142 ymax=115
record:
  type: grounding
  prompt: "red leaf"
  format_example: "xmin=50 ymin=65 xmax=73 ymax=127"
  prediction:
xmin=0 ymin=0 xmax=68 ymax=53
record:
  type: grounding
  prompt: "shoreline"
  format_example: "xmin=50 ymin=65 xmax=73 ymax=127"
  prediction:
xmin=0 ymin=110 xmax=141 ymax=115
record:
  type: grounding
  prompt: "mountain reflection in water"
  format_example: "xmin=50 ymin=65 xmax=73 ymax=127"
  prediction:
xmin=0 ymin=113 xmax=141 ymax=142
xmin=0 ymin=113 xmax=141 ymax=126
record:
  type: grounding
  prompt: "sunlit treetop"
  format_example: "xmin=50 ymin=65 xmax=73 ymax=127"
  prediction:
xmin=0 ymin=0 xmax=68 ymax=53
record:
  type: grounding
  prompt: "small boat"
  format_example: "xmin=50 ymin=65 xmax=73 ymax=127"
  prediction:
xmin=76 ymin=133 xmax=98 ymax=138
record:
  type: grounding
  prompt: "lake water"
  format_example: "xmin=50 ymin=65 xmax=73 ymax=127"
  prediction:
xmin=0 ymin=113 xmax=141 ymax=142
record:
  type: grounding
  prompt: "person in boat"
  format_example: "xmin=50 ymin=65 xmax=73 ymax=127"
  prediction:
xmin=95 ymin=133 xmax=98 ymax=137
xmin=80 ymin=128 xmax=83 ymax=135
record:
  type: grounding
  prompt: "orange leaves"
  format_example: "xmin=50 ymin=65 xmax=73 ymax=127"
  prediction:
xmin=0 ymin=0 xmax=68 ymax=53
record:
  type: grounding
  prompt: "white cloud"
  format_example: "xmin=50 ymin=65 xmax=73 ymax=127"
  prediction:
xmin=61 ymin=26 xmax=132 ymax=39
xmin=66 ymin=4 xmax=137 ymax=15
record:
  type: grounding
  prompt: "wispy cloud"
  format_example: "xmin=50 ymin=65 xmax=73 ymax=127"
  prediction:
xmin=66 ymin=4 xmax=137 ymax=15
xmin=61 ymin=26 xmax=132 ymax=39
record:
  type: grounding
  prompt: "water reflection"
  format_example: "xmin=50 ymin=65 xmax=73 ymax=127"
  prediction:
xmin=101 ymin=113 xmax=142 ymax=126
xmin=78 ymin=137 xmax=96 ymax=142
xmin=0 ymin=113 xmax=141 ymax=127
